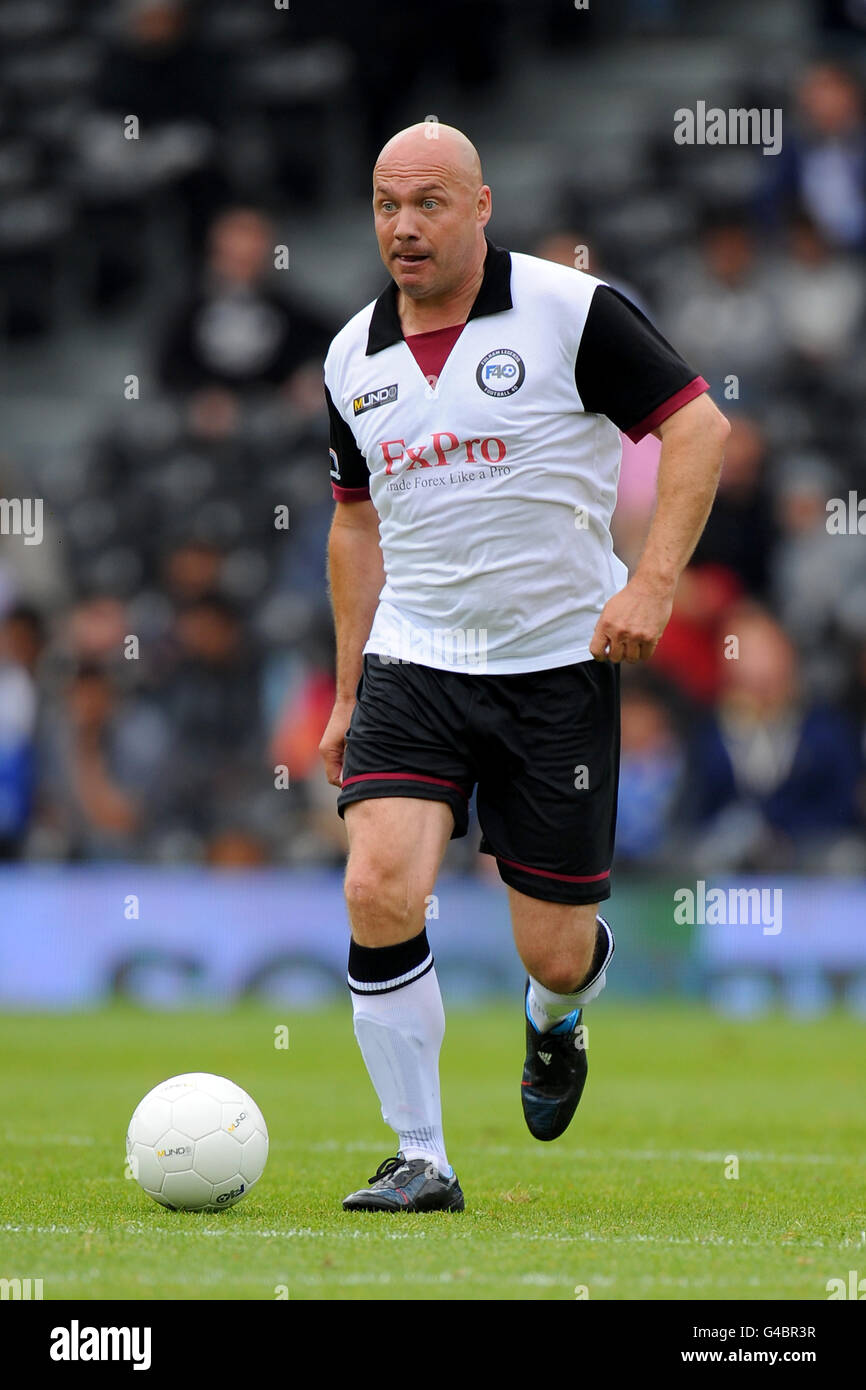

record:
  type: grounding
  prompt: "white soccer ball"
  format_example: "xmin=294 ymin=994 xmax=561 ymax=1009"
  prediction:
xmin=126 ymin=1072 xmax=268 ymax=1211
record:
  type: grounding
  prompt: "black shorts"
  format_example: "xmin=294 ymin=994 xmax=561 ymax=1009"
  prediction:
xmin=337 ymin=653 xmax=620 ymax=905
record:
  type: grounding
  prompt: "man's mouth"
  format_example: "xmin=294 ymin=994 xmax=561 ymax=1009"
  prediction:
xmin=395 ymin=252 xmax=429 ymax=265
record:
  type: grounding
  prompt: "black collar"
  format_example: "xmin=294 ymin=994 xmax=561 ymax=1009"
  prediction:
xmin=365 ymin=236 xmax=513 ymax=355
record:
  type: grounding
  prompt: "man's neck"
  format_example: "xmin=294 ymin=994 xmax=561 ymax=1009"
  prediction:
xmin=397 ymin=249 xmax=486 ymax=336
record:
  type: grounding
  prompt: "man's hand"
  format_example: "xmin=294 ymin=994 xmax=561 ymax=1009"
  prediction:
xmin=589 ymin=576 xmax=675 ymax=663
xmin=319 ymin=698 xmax=356 ymax=786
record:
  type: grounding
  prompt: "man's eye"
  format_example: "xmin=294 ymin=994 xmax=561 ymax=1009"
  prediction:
xmin=422 ymin=199 xmax=437 ymax=209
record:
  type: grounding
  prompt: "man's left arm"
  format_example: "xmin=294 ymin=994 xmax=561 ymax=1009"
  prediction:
xmin=573 ymin=282 xmax=730 ymax=664
xmin=589 ymin=392 xmax=730 ymax=663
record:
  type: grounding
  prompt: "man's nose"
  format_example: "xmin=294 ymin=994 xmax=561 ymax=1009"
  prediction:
xmin=393 ymin=212 xmax=421 ymax=242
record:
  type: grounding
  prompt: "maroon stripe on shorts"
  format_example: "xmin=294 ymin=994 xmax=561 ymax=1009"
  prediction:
xmin=341 ymin=772 xmax=470 ymax=799
xmin=496 ymin=855 xmax=610 ymax=884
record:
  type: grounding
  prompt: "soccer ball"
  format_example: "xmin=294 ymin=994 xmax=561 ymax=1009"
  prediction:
xmin=126 ymin=1072 xmax=268 ymax=1212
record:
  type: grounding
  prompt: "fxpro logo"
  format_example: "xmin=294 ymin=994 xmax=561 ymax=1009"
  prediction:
xmin=354 ymin=383 xmax=398 ymax=416
xmin=380 ymin=432 xmax=506 ymax=474
xmin=476 ymin=348 xmax=525 ymax=396
xmin=50 ymin=1321 xmax=152 ymax=1371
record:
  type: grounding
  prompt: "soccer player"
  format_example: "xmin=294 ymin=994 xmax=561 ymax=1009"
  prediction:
xmin=319 ymin=123 xmax=729 ymax=1212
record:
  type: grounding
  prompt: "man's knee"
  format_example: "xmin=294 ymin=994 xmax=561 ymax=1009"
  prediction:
xmin=343 ymin=797 xmax=451 ymax=945
xmin=344 ymin=853 xmax=425 ymax=944
xmin=517 ymin=901 xmax=601 ymax=992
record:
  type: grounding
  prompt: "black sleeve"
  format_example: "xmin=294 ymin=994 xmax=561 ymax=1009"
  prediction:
xmin=575 ymin=286 xmax=707 ymax=442
xmin=325 ymin=383 xmax=371 ymax=499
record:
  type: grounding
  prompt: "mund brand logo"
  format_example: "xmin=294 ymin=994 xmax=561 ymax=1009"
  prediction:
xmin=156 ymin=1145 xmax=192 ymax=1157
xmin=354 ymin=384 xmax=398 ymax=416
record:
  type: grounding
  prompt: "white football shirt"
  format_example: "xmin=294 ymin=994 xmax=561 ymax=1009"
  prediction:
xmin=324 ymin=238 xmax=706 ymax=674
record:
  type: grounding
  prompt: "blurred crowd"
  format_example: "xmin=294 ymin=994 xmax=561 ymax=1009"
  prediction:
xmin=0 ymin=0 xmax=864 ymax=873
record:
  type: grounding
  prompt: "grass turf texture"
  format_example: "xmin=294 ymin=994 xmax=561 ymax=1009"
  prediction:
xmin=0 ymin=1004 xmax=863 ymax=1301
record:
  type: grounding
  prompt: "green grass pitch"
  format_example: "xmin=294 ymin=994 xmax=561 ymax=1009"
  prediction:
xmin=1 ymin=1003 xmax=863 ymax=1301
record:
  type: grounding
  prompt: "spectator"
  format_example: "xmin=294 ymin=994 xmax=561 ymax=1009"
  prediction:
xmin=1 ymin=604 xmax=46 ymax=679
xmin=659 ymin=214 xmax=780 ymax=393
xmin=615 ymin=674 xmax=687 ymax=866
xmin=771 ymin=458 xmax=866 ymax=654
xmin=651 ymin=564 xmax=742 ymax=706
xmin=763 ymin=63 xmax=866 ymax=251
xmin=157 ymin=593 xmax=261 ymax=753
xmin=0 ymin=606 xmax=44 ymax=858
xmin=691 ymin=414 xmax=777 ymax=598
xmin=151 ymin=594 xmax=264 ymax=844
xmin=770 ymin=209 xmax=866 ymax=365
xmin=158 ymin=208 xmax=334 ymax=398
xmin=37 ymin=664 xmax=170 ymax=860
xmin=83 ymin=0 xmax=231 ymax=305
xmin=162 ymin=540 xmax=225 ymax=606
xmin=688 ymin=605 xmax=863 ymax=869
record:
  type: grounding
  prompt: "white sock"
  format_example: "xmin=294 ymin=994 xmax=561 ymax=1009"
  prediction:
xmin=527 ymin=914 xmax=615 ymax=1033
xmin=348 ymin=928 xmax=450 ymax=1174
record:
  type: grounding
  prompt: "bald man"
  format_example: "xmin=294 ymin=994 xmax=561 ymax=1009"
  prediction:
xmin=320 ymin=123 xmax=729 ymax=1212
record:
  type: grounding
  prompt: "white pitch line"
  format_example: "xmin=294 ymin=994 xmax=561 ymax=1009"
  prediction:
xmin=1 ymin=1134 xmax=96 ymax=1146
xmin=2 ymin=1221 xmax=861 ymax=1251
xmin=4 ymin=1134 xmax=857 ymax=1167
xmin=300 ymin=1140 xmax=856 ymax=1167
xmin=262 ymin=1270 xmax=773 ymax=1289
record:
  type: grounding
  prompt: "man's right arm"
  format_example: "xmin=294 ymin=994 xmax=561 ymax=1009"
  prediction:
xmin=319 ymin=374 xmax=383 ymax=786
xmin=319 ymin=499 xmax=383 ymax=786
xmin=328 ymin=498 xmax=384 ymax=703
